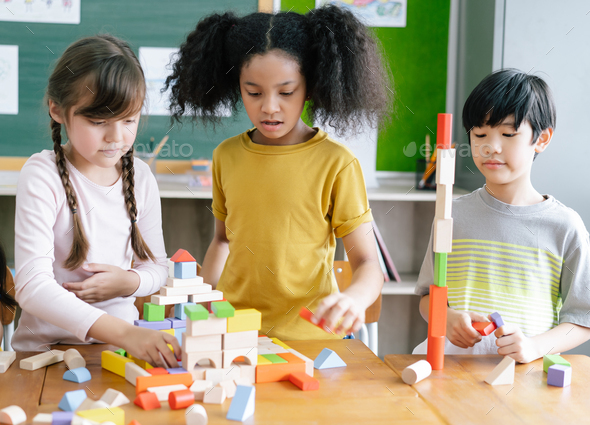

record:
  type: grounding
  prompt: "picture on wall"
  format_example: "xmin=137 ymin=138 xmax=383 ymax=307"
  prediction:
xmin=0 ymin=0 xmax=80 ymax=25
xmin=316 ymin=0 xmax=407 ymax=27
xmin=0 ymin=45 xmax=18 ymax=115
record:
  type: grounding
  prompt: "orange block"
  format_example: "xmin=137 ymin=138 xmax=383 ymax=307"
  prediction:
xmin=277 ymin=353 xmax=304 ymax=364
xmin=289 ymin=372 xmax=319 ymax=391
xmin=134 ymin=392 xmax=161 ymax=410
xmin=436 ymin=113 xmax=453 ymax=149
xmin=299 ymin=307 xmax=326 ymax=330
xmin=169 ymin=389 xmax=195 ymax=410
xmin=147 ymin=367 xmax=169 ymax=376
xmin=427 ymin=335 xmax=445 ymax=370
xmin=170 ymin=249 xmax=196 ymax=263
xmin=472 ymin=321 xmax=497 ymax=336
xmin=256 ymin=357 xmax=306 ymax=383
xmin=136 ymin=372 xmax=193 ymax=395
xmin=428 ymin=285 xmax=447 ymax=338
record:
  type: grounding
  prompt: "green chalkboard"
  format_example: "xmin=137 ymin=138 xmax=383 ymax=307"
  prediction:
xmin=0 ymin=0 xmax=257 ymax=160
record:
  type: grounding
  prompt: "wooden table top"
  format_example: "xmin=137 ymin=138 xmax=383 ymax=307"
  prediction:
xmin=1 ymin=340 xmax=445 ymax=425
xmin=385 ymin=354 xmax=590 ymax=425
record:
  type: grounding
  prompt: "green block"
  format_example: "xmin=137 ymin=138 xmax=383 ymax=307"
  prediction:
xmin=185 ymin=303 xmax=209 ymax=321
xmin=144 ymin=303 xmax=165 ymax=322
xmin=211 ymin=301 xmax=235 ymax=318
xmin=114 ymin=348 xmax=127 ymax=357
xmin=261 ymin=354 xmax=287 ymax=364
xmin=434 ymin=252 xmax=448 ymax=287
xmin=543 ymin=355 xmax=571 ymax=373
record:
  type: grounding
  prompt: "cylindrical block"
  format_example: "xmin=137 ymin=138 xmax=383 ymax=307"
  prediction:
xmin=169 ymin=389 xmax=195 ymax=410
xmin=402 ymin=360 xmax=432 ymax=385
xmin=64 ymin=348 xmax=86 ymax=370
xmin=427 ymin=335 xmax=445 ymax=370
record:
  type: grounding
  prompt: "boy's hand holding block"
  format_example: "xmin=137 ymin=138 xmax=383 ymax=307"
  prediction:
xmin=472 ymin=321 xmax=497 ymax=336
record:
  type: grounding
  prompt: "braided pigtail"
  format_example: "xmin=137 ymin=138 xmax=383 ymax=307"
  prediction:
xmin=52 ymin=118 xmax=90 ymax=270
xmin=121 ymin=146 xmax=156 ymax=262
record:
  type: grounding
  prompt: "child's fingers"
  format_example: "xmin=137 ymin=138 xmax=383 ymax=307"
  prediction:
xmin=334 ymin=309 xmax=356 ymax=335
xmin=62 ymin=281 xmax=85 ymax=291
xmin=322 ymin=300 xmax=351 ymax=331
xmin=82 ymin=263 xmax=112 ymax=273
xmin=494 ymin=323 xmax=515 ymax=338
xmin=157 ymin=337 xmax=179 ymax=368
xmin=313 ymin=295 xmax=339 ymax=324
xmin=164 ymin=333 xmax=182 ymax=361
xmin=349 ymin=317 xmax=364 ymax=334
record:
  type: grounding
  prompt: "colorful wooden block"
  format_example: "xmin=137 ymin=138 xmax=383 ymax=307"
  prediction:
xmin=160 ymin=328 xmax=175 ymax=337
xmin=185 ymin=404 xmax=208 ymax=425
xmin=136 ymin=373 xmax=193 ymax=395
xmin=125 ymin=362 xmax=151 ymax=386
xmin=167 ymin=367 xmax=188 ymax=375
xmin=170 ymin=249 xmax=196 ymax=263
xmin=223 ymin=330 xmax=259 ymax=350
xmin=313 ymin=348 xmax=346 ymax=369
xmin=226 ymin=385 xmax=255 ymax=422
xmin=435 ymin=183 xmax=453 ymax=219
xmin=128 ymin=421 xmax=143 ymax=425
xmin=51 ymin=412 xmax=73 ymax=425
xmin=143 ymin=303 xmax=165 ymax=322
xmin=433 ymin=218 xmax=453 ymax=253
xmin=426 ymin=335 xmax=445 ymax=371
xmin=435 ymin=148 xmax=456 ymax=185
xmin=167 ymin=276 xmax=204 ymax=288
xmin=58 ymin=389 xmax=87 ymax=411
xmin=175 ymin=302 xmax=194 ymax=320
xmin=150 ymin=294 xmax=189 ymax=306
xmin=189 ymin=290 xmax=224 ymax=303
xmin=270 ymin=338 xmax=291 ymax=349
xmin=101 ymin=351 xmax=134 ymax=378
xmin=161 ymin=284 xmax=212 ymax=297
xmin=212 ymin=300 xmax=235 ymax=318
xmin=114 ymin=348 xmax=127 ymax=357
xmin=99 ymin=389 xmax=130 ymax=407
xmin=0 ymin=351 xmax=16 ymax=373
xmin=183 ymin=334 xmax=222 ymax=352
xmin=485 ymin=356 xmax=515 ymax=385
xmin=175 ymin=261 xmax=197 ymax=279
xmin=543 ymin=355 xmax=571 ymax=373
xmin=256 ymin=360 xmax=306 ymax=383
xmin=436 ymin=113 xmax=453 ymax=149
xmin=402 ymin=360 xmax=432 ymax=385
xmin=147 ymin=367 xmax=169 ymax=376
xmin=257 ymin=355 xmax=272 ymax=365
xmin=166 ymin=317 xmax=186 ymax=329
xmin=433 ymin=252 xmax=447 ymax=287
xmin=174 ymin=327 xmax=185 ymax=347
xmin=227 ymin=309 xmax=262 ymax=333
xmin=63 ymin=348 xmax=86 ymax=370
xmin=133 ymin=392 xmax=161 ymax=410
xmin=288 ymin=349 xmax=314 ymax=377
xmin=169 ymin=389 xmax=195 ymax=410
xmin=147 ymin=384 xmax=189 ymax=401
xmin=261 ymin=354 xmax=287 ymax=364
xmin=184 ymin=304 xmax=209 ymax=321
xmin=63 ymin=367 xmax=91 ymax=383
xmin=472 ymin=321 xmax=497 ymax=336
xmin=133 ymin=319 xmax=171 ymax=330
xmin=289 ymin=372 xmax=319 ymax=391
xmin=428 ymin=285 xmax=447 ymax=338
xmin=547 ymin=365 xmax=572 ymax=387
xmin=299 ymin=306 xmax=327 ymax=331
xmin=490 ymin=311 xmax=505 ymax=328
xmin=20 ymin=350 xmax=64 ymax=371
xmin=0 ymin=406 xmax=27 ymax=425
xmin=203 ymin=386 xmax=226 ymax=404
xmin=182 ymin=350 xmax=223 ymax=372
xmin=76 ymin=407 xmax=124 ymax=425
xmin=186 ymin=314 xmax=227 ymax=337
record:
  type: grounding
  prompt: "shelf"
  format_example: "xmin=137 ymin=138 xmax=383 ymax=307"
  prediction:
xmin=382 ymin=274 xmax=419 ymax=295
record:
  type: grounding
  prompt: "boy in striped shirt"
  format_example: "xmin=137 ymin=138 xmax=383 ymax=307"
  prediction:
xmin=414 ymin=69 xmax=590 ymax=363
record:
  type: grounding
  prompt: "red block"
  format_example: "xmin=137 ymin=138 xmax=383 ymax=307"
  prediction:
xmin=170 ymin=249 xmax=196 ymax=263
xmin=136 ymin=372 xmax=193 ymax=395
xmin=299 ymin=307 xmax=326 ymax=330
xmin=147 ymin=367 xmax=168 ymax=376
xmin=134 ymin=392 xmax=161 ymax=410
xmin=472 ymin=321 xmax=497 ymax=336
xmin=289 ymin=372 xmax=319 ymax=391
xmin=436 ymin=113 xmax=453 ymax=149
xmin=427 ymin=335 xmax=445 ymax=370
xmin=428 ymin=285 xmax=447 ymax=338
xmin=169 ymin=389 xmax=195 ymax=410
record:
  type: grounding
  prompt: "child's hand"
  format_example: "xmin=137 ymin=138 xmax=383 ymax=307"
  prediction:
xmin=446 ymin=309 xmax=488 ymax=348
xmin=63 ymin=263 xmax=140 ymax=303
xmin=313 ymin=293 xmax=365 ymax=335
xmin=124 ymin=326 xmax=182 ymax=369
xmin=494 ymin=323 xmax=541 ymax=363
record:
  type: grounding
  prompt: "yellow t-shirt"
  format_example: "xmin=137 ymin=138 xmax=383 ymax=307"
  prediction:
xmin=212 ymin=127 xmax=373 ymax=340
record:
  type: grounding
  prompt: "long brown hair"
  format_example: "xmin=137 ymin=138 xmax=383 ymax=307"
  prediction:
xmin=47 ymin=34 xmax=155 ymax=270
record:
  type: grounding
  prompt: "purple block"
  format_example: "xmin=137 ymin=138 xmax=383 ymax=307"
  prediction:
xmin=166 ymin=317 xmax=187 ymax=329
xmin=167 ymin=367 xmax=188 ymax=375
xmin=134 ymin=319 xmax=171 ymax=330
xmin=52 ymin=411 xmax=74 ymax=425
xmin=490 ymin=312 xmax=505 ymax=328
xmin=547 ymin=365 xmax=572 ymax=387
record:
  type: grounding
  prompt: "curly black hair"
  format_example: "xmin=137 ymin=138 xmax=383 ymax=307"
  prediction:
xmin=164 ymin=4 xmax=393 ymax=136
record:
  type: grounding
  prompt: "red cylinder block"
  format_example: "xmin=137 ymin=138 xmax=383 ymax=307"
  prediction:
xmin=427 ymin=335 xmax=445 ymax=370
xmin=169 ymin=389 xmax=195 ymax=410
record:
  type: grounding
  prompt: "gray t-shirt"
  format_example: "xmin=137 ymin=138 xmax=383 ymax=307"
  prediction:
xmin=414 ymin=187 xmax=590 ymax=355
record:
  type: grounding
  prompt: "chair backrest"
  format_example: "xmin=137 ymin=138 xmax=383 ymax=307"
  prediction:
xmin=1 ymin=267 xmax=16 ymax=326
xmin=333 ymin=260 xmax=382 ymax=324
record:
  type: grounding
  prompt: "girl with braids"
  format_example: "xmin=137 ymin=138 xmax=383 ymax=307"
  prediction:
xmin=12 ymin=35 xmax=180 ymax=367
xmin=167 ymin=5 xmax=393 ymax=340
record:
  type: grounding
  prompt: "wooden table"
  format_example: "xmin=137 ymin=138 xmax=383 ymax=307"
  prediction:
xmin=385 ymin=354 xmax=590 ymax=425
xmin=1 ymin=340 xmax=445 ymax=424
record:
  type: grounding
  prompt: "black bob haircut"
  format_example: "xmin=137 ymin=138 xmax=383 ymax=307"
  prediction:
xmin=164 ymin=4 xmax=393 ymax=136
xmin=463 ymin=69 xmax=556 ymax=144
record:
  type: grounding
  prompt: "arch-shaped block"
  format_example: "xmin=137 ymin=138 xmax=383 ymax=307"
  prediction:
xmin=182 ymin=350 xmax=222 ymax=371
xmin=223 ymin=347 xmax=258 ymax=368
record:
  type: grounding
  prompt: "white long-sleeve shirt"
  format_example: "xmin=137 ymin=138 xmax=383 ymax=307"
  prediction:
xmin=12 ymin=150 xmax=167 ymax=351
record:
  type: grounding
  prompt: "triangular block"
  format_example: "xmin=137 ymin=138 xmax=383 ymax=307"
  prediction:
xmin=99 ymin=388 xmax=130 ymax=407
xmin=63 ymin=367 xmax=92 ymax=383
xmin=313 ymin=348 xmax=347 ymax=370
xmin=133 ymin=392 xmax=161 ymax=410
xmin=484 ymin=356 xmax=515 ymax=385
xmin=226 ymin=385 xmax=255 ymax=421
xmin=58 ymin=389 xmax=87 ymax=411
xmin=170 ymin=249 xmax=196 ymax=263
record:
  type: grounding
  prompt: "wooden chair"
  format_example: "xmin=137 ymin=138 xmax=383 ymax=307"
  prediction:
xmin=1 ymin=267 xmax=17 ymax=351
xmin=333 ymin=260 xmax=382 ymax=355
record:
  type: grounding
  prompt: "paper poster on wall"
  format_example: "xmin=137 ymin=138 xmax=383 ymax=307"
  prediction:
xmin=139 ymin=47 xmax=231 ymax=117
xmin=0 ymin=45 xmax=19 ymax=115
xmin=316 ymin=0 xmax=406 ymax=28
xmin=0 ymin=0 xmax=80 ymax=25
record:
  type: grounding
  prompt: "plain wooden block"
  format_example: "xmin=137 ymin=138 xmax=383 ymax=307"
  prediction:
xmin=435 ymin=148 xmax=456 ymax=185
xmin=238 ymin=364 xmax=256 ymax=384
xmin=0 ymin=405 xmax=26 ymax=424
xmin=189 ymin=380 xmax=213 ymax=401
xmin=167 ymin=259 xmax=175 ymax=278
xmin=166 ymin=276 xmax=204 ymax=288
xmin=0 ymin=351 xmax=17 ymax=373
xmin=185 ymin=404 xmax=208 ymax=425
xmin=20 ymin=349 xmax=65 ymax=371
xmin=75 ymin=398 xmax=109 ymax=412
xmin=203 ymin=386 xmax=226 ymax=404
xmin=402 ymin=360 xmax=432 ymax=385
xmin=188 ymin=290 xmax=224 ymax=303
xmin=223 ymin=330 xmax=259 ymax=350
xmin=32 ymin=413 xmax=52 ymax=424
xmin=433 ymin=218 xmax=453 ymax=253
xmin=189 ymin=364 xmax=207 ymax=381
xmin=435 ymin=183 xmax=453 ymax=219
xmin=182 ymin=350 xmax=223 ymax=371
xmin=288 ymin=349 xmax=314 ymax=377
xmin=234 ymin=377 xmax=253 ymax=387
xmin=150 ymin=294 xmax=189 ymax=306
xmin=218 ymin=380 xmax=237 ymax=398
xmin=64 ymin=349 xmax=86 ymax=370
xmin=205 ymin=366 xmax=241 ymax=386
xmin=147 ymin=384 xmax=189 ymax=402
xmin=99 ymin=389 xmax=130 ymax=407
xmin=161 ymin=284 xmax=212 ymax=297
xmin=125 ymin=362 xmax=151 ymax=386
xmin=186 ymin=314 xmax=227 ymax=337
xmin=223 ymin=347 xmax=258 ymax=368
xmin=485 ymin=356 xmax=515 ymax=385
xmin=183 ymin=334 xmax=222 ymax=352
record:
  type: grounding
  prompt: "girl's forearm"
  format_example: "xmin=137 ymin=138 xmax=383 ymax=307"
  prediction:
xmin=419 ymin=294 xmax=430 ymax=322
xmin=200 ymin=239 xmax=230 ymax=288
xmin=87 ymin=314 xmax=131 ymax=346
xmin=532 ymin=322 xmax=590 ymax=358
xmin=342 ymin=259 xmax=383 ymax=311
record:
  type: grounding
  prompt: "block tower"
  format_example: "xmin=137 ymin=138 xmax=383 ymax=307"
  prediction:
xmin=427 ymin=113 xmax=455 ymax=371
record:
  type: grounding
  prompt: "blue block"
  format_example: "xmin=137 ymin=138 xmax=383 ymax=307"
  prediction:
xmin=52 ymin=411 xmax=74 ymax=425
xmin=174 ymin=327 xmax=186 ymax=347
xmin=58 ymin=389 xmax=87 ymax=411
xmin=167 ymin=367 xmax=188 ymax=375
xmin=175 ymin=302 xmax=195 ymax=320
xmin=174 ymin=261 xmax=197 ymax=279
xmin=490 ymin=312 xmax=505 ymax=328
xmin=227 ymin=385 xmax=255 ymax=421
xmin=314 ymin=348 xmax=347 ymax=370
xmin=167 ymin=317 xmax=187 ymax=329
xmin=133 ymin=319 xmax=172 ymax=330
xmin=63 ymin=367 xmax=91 ymax=383
xmin=547 ymin=365 xmax=572 ymax=387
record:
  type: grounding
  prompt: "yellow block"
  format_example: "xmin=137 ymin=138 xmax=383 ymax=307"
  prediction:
xmin=227 ymin=309 xmax=262 ymax=333
xmin=271 ymin=337 xmax=291 ymax=350
xmin=101 ymin=351 xmax=133 ymax=377
xmin=77 ymin=407 xmax=125 ymax=425
xmin=160 ymin=328 xmax=175 ymax=336
xmin=257 ymin=355 xmax=272 ymax=365
xmin=128 ymin=354 xmax=153 ymax=370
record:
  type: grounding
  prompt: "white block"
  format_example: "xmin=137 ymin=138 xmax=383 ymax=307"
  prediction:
xmin=218 ymin=380 xmax=237 ymax=398
xmin=189 ymin=364 xmax=208 ymax=381
xmin=402 ymin=360 xmax=432 ymax=385
xmin=223 ymin=330 xmax=259 ymax=350
xmin=147 ymin=384 xmax=189 ymax=401
xmin=183 ymin=334 xmax=222 ymax=352
xmin=166 ymin=276 xmax=204 ymax=287
xmin=288 ymin=349 xmax=314 ymax=377
xmin=0 ymin=351 xmax=17 ymax=373
xmin=161 ymin=284 xmax=212 ymax=297
xmin=433 ymin=218 xmax=453 ymax=253
xmin=234 ymin=377 xmax=254 ymax=387
xmin=125 ymin=362 xmax=151 ymax=386
xmin=99 ymin=388 xmax=130 ymax=407
xmin=223 ymin=347 xmax=258 ymax=368
xmin=189 ymin=380 xmax=213 ymax=401
xmin=205 ymin=366 xmax=241 ymax=386
xmin=182 ymin=350 xmax=223 ymax=371
xmin=257 ymin=336 xmax=272 ymax=344
xmin=168 ymin=259 xmax=175 ymax=278
xmin=20 ymin=350 xmax=65 ymax=371
xmin=435 ymin=148 xmax=456 ymax=185
xmin=0 ymin=406 xmax=26 ymax=425
xmin=71 ymin=416 xmax=97 ymax=425
xmin=63 ymin=349 xmax=86 ymax=370
xmin=485 ymin=356 xmax=515 ymax=385
xmin=186 ymin=314 xmax=227 ymax=337
xmin=75 ymin=399 xmax=109 ymax=412
xmin=185 ymin=404 xmax=208 ymax=425
xmin=435 ymin=183 xmax=453 ymax=220
xmin=237 ymin=364 xmax=256 ymax=384
xmin=32 ymin=413 xmax=52 ymax=424
xmin=203 ymin=386 xmax=226 ymax=404
xmin=150 ymin=294 xmax=189 ymax=306
xmin=188 ymin=290 xmax=224 ymax=303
